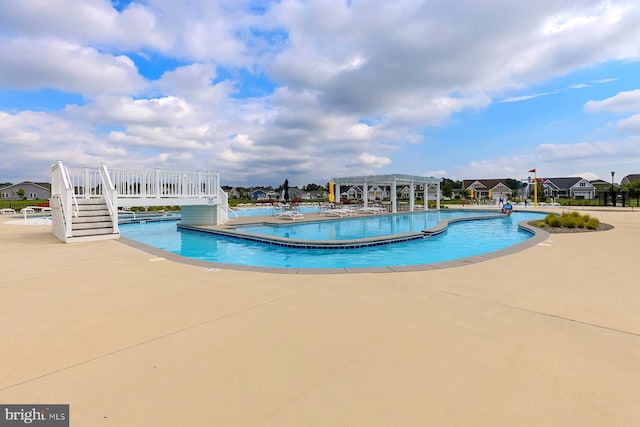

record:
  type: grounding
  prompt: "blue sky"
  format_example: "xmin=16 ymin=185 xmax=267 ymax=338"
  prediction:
xmin=1 ymin=0 xmax=639 ymax=187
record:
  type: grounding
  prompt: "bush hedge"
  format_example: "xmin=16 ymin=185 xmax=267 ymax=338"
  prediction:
xmin=543 ymin=211 xmax=600 ymax=229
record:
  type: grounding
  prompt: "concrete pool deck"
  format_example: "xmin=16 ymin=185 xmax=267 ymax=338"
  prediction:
xmin=1 ymin=207 xmax=640 ymax=426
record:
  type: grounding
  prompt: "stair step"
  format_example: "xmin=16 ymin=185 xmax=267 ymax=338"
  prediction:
xmin=76 ymin=209 xmax=110 ymax=217
xmin=72 ymin=221 xmax=114 ymax=230
xmin=72 ymin=228 xmax=115 ymax=237
xmin=73 ymin=215 xmax=113 ymax=223
xmin=77 ymin=198 xmax=108 ymax=205
xmin=78 ymin=205 xmax=109 ymax=211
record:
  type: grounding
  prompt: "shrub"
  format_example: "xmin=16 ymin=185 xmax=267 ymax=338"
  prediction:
xmin=543 ymin=211 xmax=600 ymax=229
xmin=564 ymin=217 xmax=578 ymax=228
xmin=586 ymin=218 xmax=600 ymax=230
xmin=546 ymin=215 xmax=562 ymax=227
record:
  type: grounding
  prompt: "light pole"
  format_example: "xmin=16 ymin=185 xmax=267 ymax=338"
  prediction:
xmin=611 ymin=171 xmax=615 ymax=207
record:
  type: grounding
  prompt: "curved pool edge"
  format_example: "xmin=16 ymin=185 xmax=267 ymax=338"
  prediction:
xmin=117 ymin=218 xmax=550 ymax=274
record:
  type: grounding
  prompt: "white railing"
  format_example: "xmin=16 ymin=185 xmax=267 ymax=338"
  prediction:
xmin=51 ymin=161 xmax=78 ymax=238
xmin=107 ymin=168 xmax=220 ymax=199
xmin=219 ymin=190 xmax=238 ymax=222
xmin=61 ymin=165 xmax=220 ymax=201
xmin=99 ymin=163 xmax=119 ymax=234
xmin=65 ymin=167 xmax=103 ymax=198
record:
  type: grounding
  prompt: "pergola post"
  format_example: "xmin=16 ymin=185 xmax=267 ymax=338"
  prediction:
xmin=436 ymin=181 xmax=441 ymax=209
xmin=391 ymin=178 xmax=397 ymax=213
xmin=363 ymin=180 xmax=368 ymax=207
xmin=409 ymin=179 xmax=415 ymax=211
xmin=425 ymin=181 xmax=429 ymax=210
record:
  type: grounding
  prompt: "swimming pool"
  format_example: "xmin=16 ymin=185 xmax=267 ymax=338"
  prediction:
xmin=232 ymin=210 xmax=495 ymax=241
xmin=119 ymin=210 xmax=548 ymax=272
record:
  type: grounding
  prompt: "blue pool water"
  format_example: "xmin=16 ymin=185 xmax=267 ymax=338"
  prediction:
xmin=119 ymin=211 xmax=547 ymax=270
xmin=236 ymin=210 xmax=495 ymax=241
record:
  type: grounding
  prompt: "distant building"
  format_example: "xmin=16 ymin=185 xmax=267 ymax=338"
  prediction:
xmin=621 ymin=174 xmax=640 ymax=186
xmin=462 ymin=179 xmax=513 ymax=201
xmin=0 ymin=181 xmax=51 ymax=200
xmin=541 ymin=177 xmax=596 ymax=200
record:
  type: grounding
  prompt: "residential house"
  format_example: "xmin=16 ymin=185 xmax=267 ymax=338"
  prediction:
xmin=250 ymin=188 xmax=278 ymax=200
xmin=621 ymin=174 xmax=640 ymax=186
xmin=344 ymin=186 xmax=362 ymax=200
xmin=288 ymin=187 xmax=306 ymax=201
xmin=542 ymin=177 xmax=596 ymax=200
xmin=462 ymin=180 xmax=513 ymax=201
xmin=589 ymin=179 xmax=614 ymax=194
xmin=343 ymin=185 xmax=388 ymax=201
xmin=0 ymin=181 xmax=51 ymax=200
xmin=398 ymin=184 xmax=440 ymax=200
xmin=227 ymin=187 xmax=243 ymax=198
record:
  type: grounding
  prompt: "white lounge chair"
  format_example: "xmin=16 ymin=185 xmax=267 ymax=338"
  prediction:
xmin=357 ymin=206 xmax=385 ymax=215
xmin=1 ymin=208 xmax=16 ymax=215
xmin=322 ymin=208 xmax=357 ymax=217
xmin=20 ymin=207 xmax=36 ymax=214
xmin=277 ymin=210 xmax=304 ymax=221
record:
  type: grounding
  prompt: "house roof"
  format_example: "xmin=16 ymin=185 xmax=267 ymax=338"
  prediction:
xmin=542 ymin=177 xmax=587 ymax=189
xmin=621 ymin=174 xmax=640 ymax=184
xmin=462 ymin=179 xmax=512 ymax=191
xmin=0 ymin=181 xmax=51 ymax=191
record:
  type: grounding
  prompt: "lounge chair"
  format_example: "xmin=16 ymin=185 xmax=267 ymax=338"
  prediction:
xmin=322 ymin=208 xmax=357 ymax=217
xmin=20 ymin=207 xmax=35 ymax=214
xmin=1 ymin=208 xmax=16 ymax=215
xmin=357 ymin=206 xmax=385 ymax=215
xmin=277 ymin=210 xmax=304 ymax=221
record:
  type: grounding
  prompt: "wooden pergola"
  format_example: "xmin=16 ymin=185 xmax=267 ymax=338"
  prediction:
xmin=332 ymin=174 xmax=443 ymax=213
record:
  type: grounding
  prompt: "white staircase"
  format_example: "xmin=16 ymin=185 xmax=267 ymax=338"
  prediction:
xmin=71 ymin=199 xmax=116 ymax=237
xmin=51 ymin=161 xmax=226 ymax=243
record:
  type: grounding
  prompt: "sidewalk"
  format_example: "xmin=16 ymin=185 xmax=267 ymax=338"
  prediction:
xmin=1 ymin=209 xmax=639 ymax=426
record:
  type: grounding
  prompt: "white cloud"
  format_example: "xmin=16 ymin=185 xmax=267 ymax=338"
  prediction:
xmin=617 ymin=113 xmax=640 ymax=132
xmin=0 ymin=110 xmax=128 ymax=181
xmin=67 ymin=96 xmax=193 ymax=126
xmin=460 ymin=136 xmax=640 ymax=181
xmin=348 ymin=123 xmax=373 ymax=140
xmin=155 ymin=63 xmax=235 ymax=104
xmin=0 ymin=38 xmax=146 ymax=95
xmin=501 ymin=91 xmax=557 ymax=103
xmin=353 ymin=153 xmax=391 ymax=168
xmin=585 ymin=89 xmax=640 ymax=113
xmin=0 ymin=0 xmax=170 ymax=50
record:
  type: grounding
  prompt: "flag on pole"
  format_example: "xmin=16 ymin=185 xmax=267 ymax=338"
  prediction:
xmin=528 ymin=168 xmax=536 ymax=173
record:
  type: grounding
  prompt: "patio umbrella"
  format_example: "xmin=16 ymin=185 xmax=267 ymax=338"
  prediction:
xmin=283 ymin=179 xmax=290 ymax=202
xmin=328 ymin=181 xmax=335 ymax=203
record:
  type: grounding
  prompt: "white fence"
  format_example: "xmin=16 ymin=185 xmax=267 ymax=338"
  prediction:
xmin=62 ymin=165 xmax=220 ymax=201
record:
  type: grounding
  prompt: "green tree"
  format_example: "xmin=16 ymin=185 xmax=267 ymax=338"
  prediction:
xmin=441 ymin=179 xmax=453 ymax=198
xmin=622 ymin=181 xmax=640 ymax=207
xmin=302 ymin=183 xmax=323 ymax=192
xmin=15 ymin=188 xmax=25 ymax=200
xmin=505 ymin=178 xmax=521 ymax=191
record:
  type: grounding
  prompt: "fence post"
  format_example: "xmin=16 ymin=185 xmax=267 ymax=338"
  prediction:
xmin=155 ymin=168 xmax=160 ymax=198
xmin=83 ymin=168 xmax=90 ymax=198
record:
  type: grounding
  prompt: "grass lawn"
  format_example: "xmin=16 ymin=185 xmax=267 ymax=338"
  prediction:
xmin=0 ymin=200 xmax=49 ymax=211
